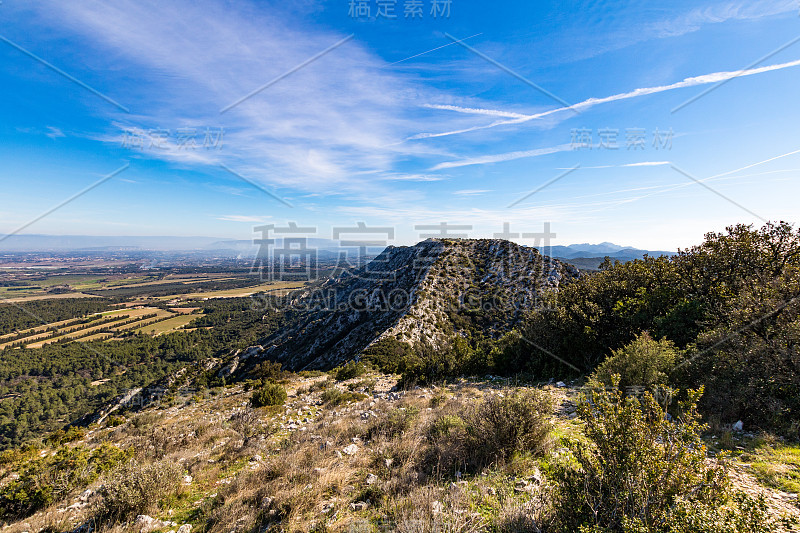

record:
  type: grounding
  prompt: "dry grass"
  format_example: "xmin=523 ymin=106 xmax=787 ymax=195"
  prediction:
xmin=0 ymin=373 xmax=702 ymax=533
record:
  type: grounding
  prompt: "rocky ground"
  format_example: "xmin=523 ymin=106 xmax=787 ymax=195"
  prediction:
xmin=2 ymin=372 xmax=798 ymax=532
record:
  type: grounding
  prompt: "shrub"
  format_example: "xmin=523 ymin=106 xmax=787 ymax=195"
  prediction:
xmin=467 ymin=389 xmax=553 ymax=466
xmin=592 ymin=332 xmax=681 ymax=391
xmin=361 ymin=337 xmax=414 ymax=374
xmin=104 ymin=415 xmax=126 ymax=428
xmin=366 ymin=407 xmax=419 ymax=441
xmin=348 ymin=378 xmax=376 ymax=392
xmin=425 ymin=414 xmax=469 ymax=474
xmin=426 ymin=390 xmax=553 ymax=474
xmin=229 ymin=406 xmax=262 ymax=445
xmin=99 ymin=459 xmax=184 ymax=522
xmin=428 ymin=415 xmax=466 ymax=440
xmin=253 ymin=360 xmax=288 ymax=381
xmin=309 ymin=378 xmax=332 ymax=393
xmin=320 ymin=388 xmax=366 ymax=406
xmin=550 ymin=378 xmax=781 ymax=532
xmin=251 ymin=382 xmax=287 ymax=407
xmin=0 ymin=443 xmax=130 ymax=519
xmin=332 ymin=360 xmax=367 ymax=381
xmin=44 ymin=426 xmax=86 ymax=446
xmin=658 ymin=492 xmax=791 ymax=533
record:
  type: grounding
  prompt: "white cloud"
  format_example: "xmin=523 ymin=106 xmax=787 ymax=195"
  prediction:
xmin=216 ymin=215 xmax=272 ymax=223
xmin=651 ymin=1 xmax=797 ymax=38
xmin=45 ymin=126 xmax=65 ymax=139
xmin=416 ymin=58 xmax=800 ymax=140
xmin=23 ymin=0 xmax=461 ymax=199
xmin=622 ymin=161 xmax=671 ymax=167
xmin=432 ymin=144 xmax=572 ymax=170
xmin=423 ymin=104 xmax=529 ymax=119
xmin=454 ymin=189 xmax=491 ymax=195
xmin=378 ymin=173 xmax=449 ymax=182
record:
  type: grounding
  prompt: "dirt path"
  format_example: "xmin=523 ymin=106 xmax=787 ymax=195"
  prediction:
xmin=728 ymin=465 xmax=800 ymax=530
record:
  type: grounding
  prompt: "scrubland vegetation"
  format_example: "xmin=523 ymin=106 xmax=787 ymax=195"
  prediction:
xmin=0 ymin=221 xmax=799 ymax=531
xmin=0 ymin=369 xmax=794 ymax=533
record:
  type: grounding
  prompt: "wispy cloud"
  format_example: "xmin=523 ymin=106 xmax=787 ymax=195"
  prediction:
xmin=45 ymin=126 xmax=65 ymax=139
xmin=651 ymin=0 xmax=797 ymax=38
xmin=557 ymin=161 xmax=671 ymax=170
xmin=432 ymin=144 xmax=572 ymax=170
xmin=622 ymin=161 xmax=671 ymax=167
xmin=454 ymin=189 xmax=491 ymax=195
xmin=216 ymin=215 xmax=272 ymax=223
xmin=423 ymin=104 xmax=529 ymax=119
xmin=22 ymin=0 xmax=462 ymax=199
xmin=377 ymin=173 xmax=449 ymax=182
xmin=415 ymin=58 xmax=800 ymax=140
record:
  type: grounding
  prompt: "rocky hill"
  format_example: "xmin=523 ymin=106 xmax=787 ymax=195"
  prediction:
xmin=259 ymin=238 xmax=580 ymax=370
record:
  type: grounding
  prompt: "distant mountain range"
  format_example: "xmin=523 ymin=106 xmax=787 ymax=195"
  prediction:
xmin=545 ymin=243 xmax=675 ymax=271
xmin=0 ymin=235 xmax=674 ymax=268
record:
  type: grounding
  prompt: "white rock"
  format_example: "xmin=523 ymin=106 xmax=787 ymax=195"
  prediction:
xmin=177 ymin=525 xmax=192 ymax=533
xmin=350 ymin=501 xmax=369 ymax=511
xmin=555 ymin=381 xmax=566 ymax=388
xmin=733 ymin=420 xmax=744 ymax=432
xmin=134 ymin=515 xmax=173 ymax=533
xmin=365 ymin=473 xmax=378 ymax=485
xmin=342 ymin=444 xmax=359 ymax=456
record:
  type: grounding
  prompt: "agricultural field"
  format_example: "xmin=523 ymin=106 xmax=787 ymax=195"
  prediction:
xmin=0 ymin=306 xmax=201 ymax=349
xmin=162 ymin=280 xmax=307 ymax=301
xmin=0 ymin=266 xmax=301 ymax=302
xmin=132 ymin=314 xmax=199 ymax=335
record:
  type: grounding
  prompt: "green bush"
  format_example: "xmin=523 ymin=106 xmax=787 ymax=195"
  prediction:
xmin=99 ymin=459 xmax=184 ymax=522
xmin=332 ymin=360 xmax=367 ymax=381
xmin=592 ymin=332 xmax=681 ymax=391
xmin=253 ymin=359 xmax=288 ymax=381
xmin=104 ymin=415 xmax=126 ymax=428
xmin=550 ymin=378 xmax=781 ymax=532
xmin=0 ymin=443 xmax=130 ymax=519
xmin=44 ymin=426 xmax=86 ymax=446
xmin=361 ymin=337 xmax=414 ymax=374
xmin=251 ymin=382 xmax=287 ymax=407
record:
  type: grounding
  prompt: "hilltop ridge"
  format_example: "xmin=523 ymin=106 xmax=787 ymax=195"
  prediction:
xmin=259 ymin=238 xmax=580 ymax=370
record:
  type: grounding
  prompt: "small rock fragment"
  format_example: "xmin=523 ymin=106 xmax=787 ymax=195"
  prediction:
xmin=342 ymin=444 xmax=359 ymax=456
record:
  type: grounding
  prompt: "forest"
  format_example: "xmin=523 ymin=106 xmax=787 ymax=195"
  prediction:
xmin=365 ymin=222 xmax=800 ymax=436
xmin=0 ymin=298 xmax=285 ymax=449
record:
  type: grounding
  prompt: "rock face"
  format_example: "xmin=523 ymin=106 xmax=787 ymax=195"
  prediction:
xmin=260 ymin=238 xmax=580 ymax=370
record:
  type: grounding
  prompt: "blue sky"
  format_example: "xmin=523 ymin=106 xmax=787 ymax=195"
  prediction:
xmin=1 ymin=0 xmax=799 ymax=250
